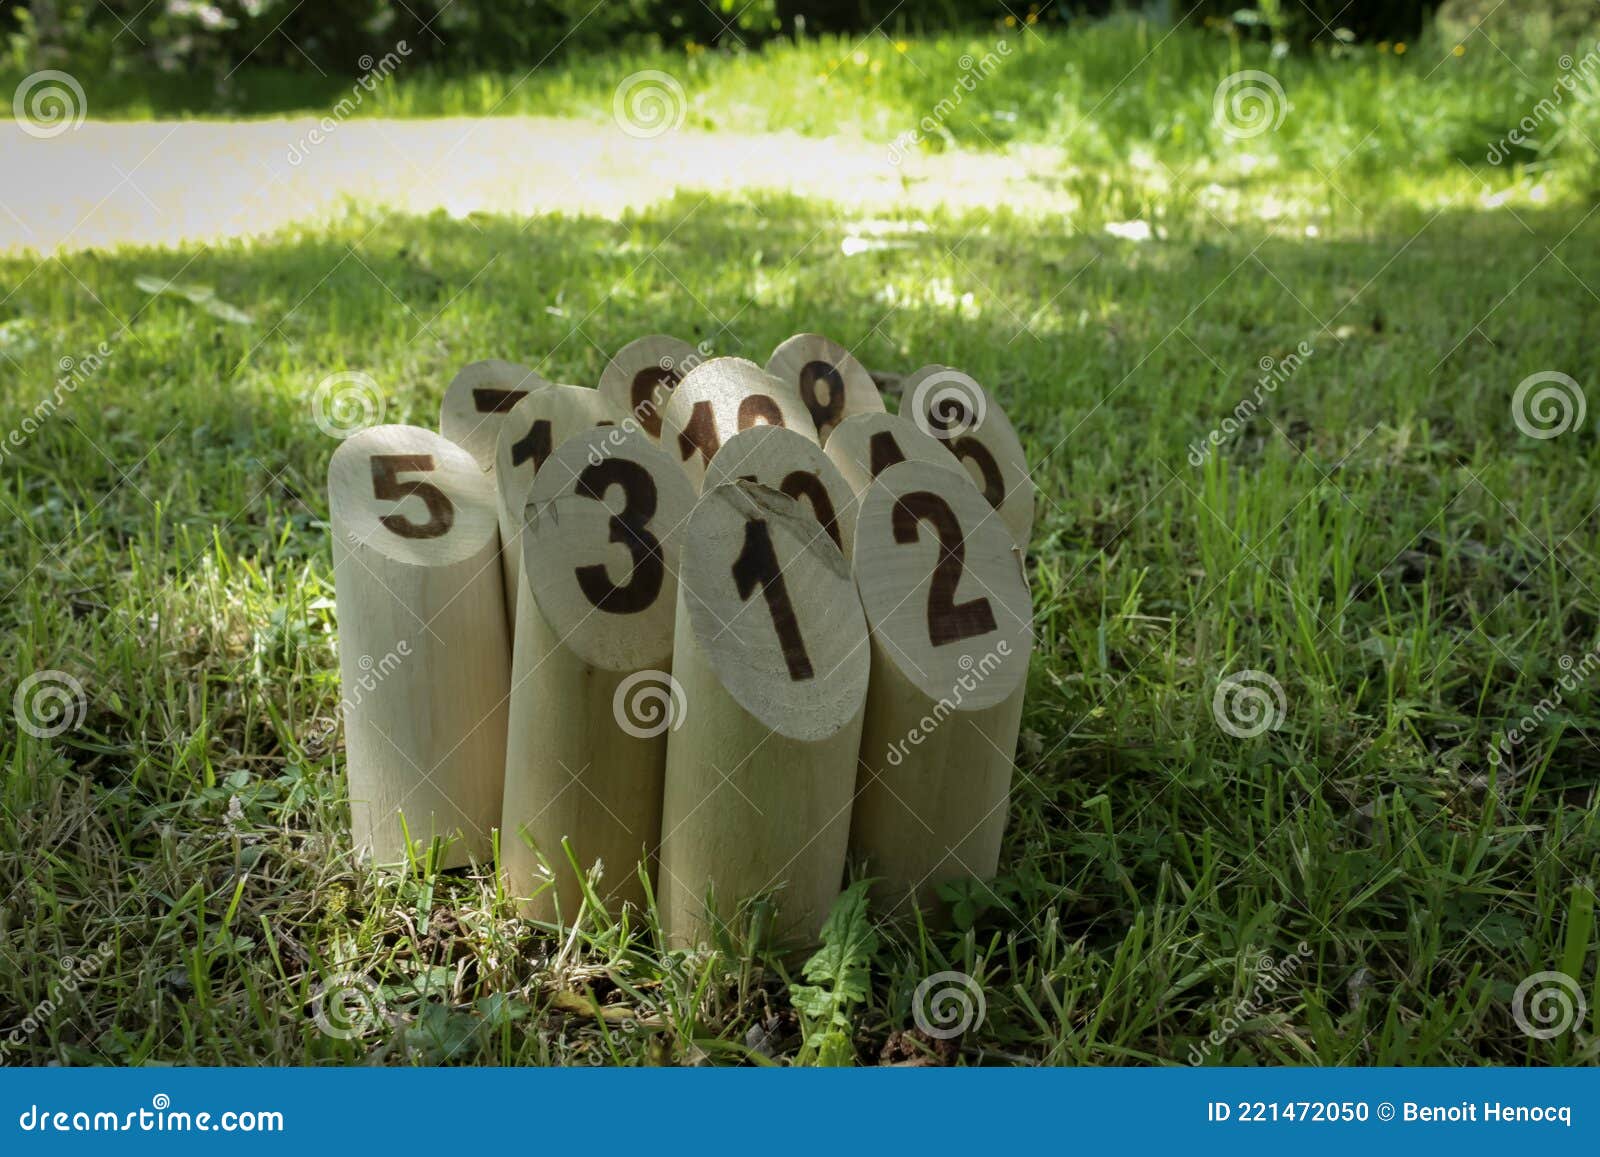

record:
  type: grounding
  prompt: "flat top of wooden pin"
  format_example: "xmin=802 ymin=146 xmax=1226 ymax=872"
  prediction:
xmin=680 ymin=481 xmax=870 ymax=741
xmin=900 ymin=364 xmax=1035 ymax=549
xmin=597 ymin=334 xmax=699 ymax=440
xmin=765 ymin=332 xmax=884 ymax=443
xmin=702 ymin=424 xmax=857 ymax=554
xmin=823 ymin=410 xmax=965 ymax=497
xmin=661 ymin=357 xmax=820 ymax=487
xmin=523 ymin=425 xmax=695 ymax=671
xmin=853 ymin=459 xmax=1032 ymax=709
xmin=439 ymin=360 xmax=549 ymax=472
xmin=495 ymin=383 xmax=620 ymax=518
xmin=329 ymin=424 xmax=498 ymax=567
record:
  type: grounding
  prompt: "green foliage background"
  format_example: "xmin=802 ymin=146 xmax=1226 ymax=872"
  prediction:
xmin=5 ymin=0 xmax=1454 ymax=81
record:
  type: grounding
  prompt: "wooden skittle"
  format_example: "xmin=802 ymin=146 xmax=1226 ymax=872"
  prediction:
xmin=901 ymin=364 xmax=1035 ymax=551
xmin=327 ymin=424 xmax=510 ymax=868
xmin=848 ymin=459 xmax=1033 ymax=918
xmin=500 ymin=425 xmax=695 ymax=921
xmin=597 ymin=334 xmax=700 ymax=442
xmin=658 ymin=357 xmax=818 ymax=492
xmin=703 ymin=423 xmax=859 ymax=559
xmin=765 ymin=332 xmax=885 ymax=443
xmin=657 ymin=482 xmax=869 ymax=948
xmin=439 ymin=359 xmax=548 ymax=474
xmin=493 ymin=383 xmax=622 ymax=626
xmin=822 ymin=410 xmax=966 ymax=504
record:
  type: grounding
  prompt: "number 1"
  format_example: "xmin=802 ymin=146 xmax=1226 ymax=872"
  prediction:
xmin=731 ymin=519 xmax=813 ymax=680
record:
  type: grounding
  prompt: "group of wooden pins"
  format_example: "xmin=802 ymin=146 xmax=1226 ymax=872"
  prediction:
xmin=327 ymin=333 xmax=1036 ymax=947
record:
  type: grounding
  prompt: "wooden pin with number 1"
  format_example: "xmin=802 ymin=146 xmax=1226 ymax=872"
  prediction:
xmin=493 ymin=383 xmax=621 ymax=625
xmin=657 ymin=482 xmax=870 ymax=948
xmin=659 ymin=357 xmax=818 ymax=491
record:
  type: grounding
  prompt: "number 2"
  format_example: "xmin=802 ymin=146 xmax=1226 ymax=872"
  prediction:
xmin=891 ymin=490 xmax=996 ymax=647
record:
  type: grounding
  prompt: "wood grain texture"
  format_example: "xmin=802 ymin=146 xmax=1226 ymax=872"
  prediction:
xmin=493 ymin=383 xmax=623 ymax=627
xmin=848 ymin=459 xmax=1033 ymax=917
xmin=901 ymin=364 xmax=1035 ymax=550
xmin=764 ymin=332 xmax=885 ymax=443
xmin=327 ymin=424 xmax=510 ymax=868
xmin=439 ymin=359 xmax=548 ymax=473
xmin=702 ymin=423 xmax=859 ymax=559
xmin=500 ymin=426 xmax=696 ymax=921
xmin=658 ymin=482 xmax=869 ymax=948
xmin=822 ymin=410 xmax=967 ymax=502
xmin=597 ymin=334 xmax=700 ymax=441
xmin=659 ymin=357 xmax=819 ymax=492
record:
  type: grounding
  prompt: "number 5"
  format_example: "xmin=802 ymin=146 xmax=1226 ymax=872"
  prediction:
xmin=371 ymin=454 xmax=454 ymax=539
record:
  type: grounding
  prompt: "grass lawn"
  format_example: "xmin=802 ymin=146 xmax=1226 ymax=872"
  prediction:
xmin=2 ymin=16 xmax=1599 ymax=1065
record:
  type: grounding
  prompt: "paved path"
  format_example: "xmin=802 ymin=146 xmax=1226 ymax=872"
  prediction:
xmin=0 ymin=116 xmax=1068 ymax=255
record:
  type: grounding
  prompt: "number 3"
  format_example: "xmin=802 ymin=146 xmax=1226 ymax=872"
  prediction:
xmin=573 ymin=458 xmax=665 ymax=614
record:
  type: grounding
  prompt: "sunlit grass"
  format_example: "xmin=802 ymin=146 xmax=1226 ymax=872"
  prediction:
xmin=2 ymin=11 xmax=1599 ymax=1066
xmin=17 ymin=18 xmax=1599 ymax=189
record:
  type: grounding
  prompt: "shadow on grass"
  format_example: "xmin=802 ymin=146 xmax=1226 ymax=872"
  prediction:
xmin=2 ymin=189 xmax=1598 ymax=1063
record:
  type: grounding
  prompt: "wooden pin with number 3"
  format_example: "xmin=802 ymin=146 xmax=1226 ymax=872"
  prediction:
xmin=500 ymin=425 xmax=695 ymax=921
